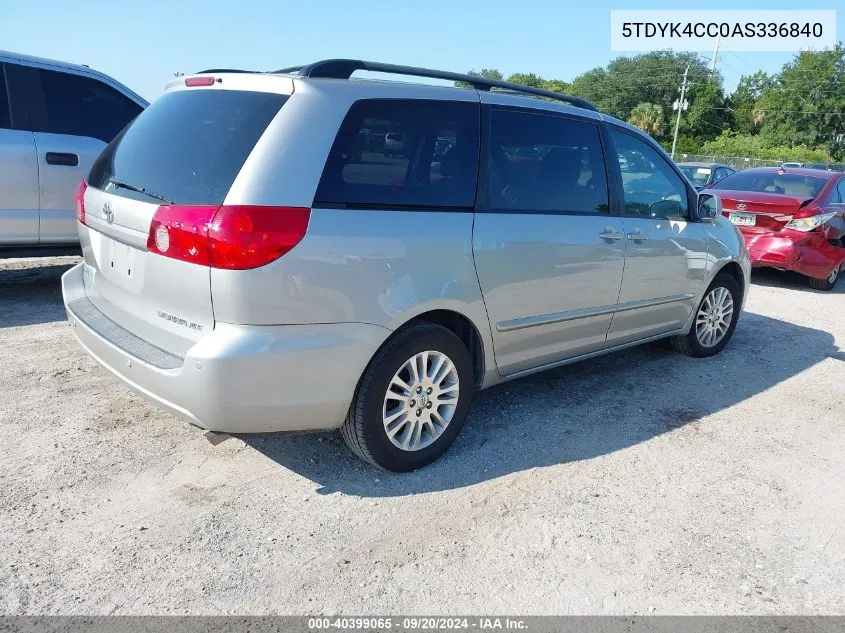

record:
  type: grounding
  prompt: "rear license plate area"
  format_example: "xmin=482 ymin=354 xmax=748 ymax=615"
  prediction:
xmin=729 ymin=212 xmax=756 ymax=226
xmin=105 ymin=239 xmax=138 ymax=281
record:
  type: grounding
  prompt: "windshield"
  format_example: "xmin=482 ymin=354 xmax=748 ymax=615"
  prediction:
xmin=679 ymin=165 xmax=711 ymax=186
xmin=711 ymin=171 xmax=827 ymax=198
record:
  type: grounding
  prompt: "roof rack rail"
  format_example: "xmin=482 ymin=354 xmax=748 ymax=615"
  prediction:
xmin=272 ymin=59 xmax=598 ymax=112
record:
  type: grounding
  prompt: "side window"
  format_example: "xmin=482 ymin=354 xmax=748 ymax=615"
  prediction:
xmin=611 ymin=129 xmax=688 ymax=218
xmin=27 ymin=68 xmax=143 ymax=143
xmin=485 ymin=109 xmax=609 ymax=214
xmin=0 ymin=65 xmax=11 ymax=129
xmin=314 ymin=99 xmax=479 ymax=208
xmin=713 ymin=168 xmax=727 ymax=182
xmin=837 ymin=179 xmax=845 ymax=203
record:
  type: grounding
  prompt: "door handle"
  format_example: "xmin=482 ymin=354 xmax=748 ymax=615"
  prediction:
xmin=45 ymin=152 xmax=79 ymax=167
xmin=627 ymin=232 xmax=649 ymax=242
xmin=598 ymin=231 xmax=624 ymax=241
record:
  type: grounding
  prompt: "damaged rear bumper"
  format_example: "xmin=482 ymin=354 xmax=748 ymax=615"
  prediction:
xmin=742 ymin=229 xmax=845 ymax=280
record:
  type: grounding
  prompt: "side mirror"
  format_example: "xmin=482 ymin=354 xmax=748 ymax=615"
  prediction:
xmin=696 ymin=192 xmax=721 ymax=221
xmin=649 ymin=199 xmax=682 ymax=218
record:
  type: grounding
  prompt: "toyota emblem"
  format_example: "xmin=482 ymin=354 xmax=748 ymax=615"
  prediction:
xmin=103 ymin=202 xmax=115 ymax=224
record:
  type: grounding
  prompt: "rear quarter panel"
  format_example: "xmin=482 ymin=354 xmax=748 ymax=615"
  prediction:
xmin=212 ymin=80 xmax=498 ymax=384
xmin=210 ymin=208 xmax=497 ymax=383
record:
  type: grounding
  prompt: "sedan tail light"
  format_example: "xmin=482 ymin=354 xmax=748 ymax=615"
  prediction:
xmin=147 ymin=205 xmax=311 ymax=269
xmin=786 ymin=211 xmax=837 ymax=232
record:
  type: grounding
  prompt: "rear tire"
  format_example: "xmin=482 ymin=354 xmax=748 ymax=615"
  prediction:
xmin=341 ymin=323 xmax=474 ymax=471
xmin=808 ymin=266 xmax=840 ymax=291
xmin=672 ymin=274 xmax=741 ymax=358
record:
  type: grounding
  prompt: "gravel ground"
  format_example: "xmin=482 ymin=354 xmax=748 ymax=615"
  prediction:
xmin=1 ymin=256 xmax=843 ymax=615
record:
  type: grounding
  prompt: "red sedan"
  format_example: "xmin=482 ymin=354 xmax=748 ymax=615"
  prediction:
xmin=708 ymin=167 xmax=845 ymax=290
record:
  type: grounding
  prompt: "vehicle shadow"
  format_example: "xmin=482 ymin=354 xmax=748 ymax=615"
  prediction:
xmin=0 ymin=260 xmax=78 ymax=328
xmin=244 ymin=311 xmax=841 ymax=496
xmin=751 ymin=268 xmax=845 ymax=294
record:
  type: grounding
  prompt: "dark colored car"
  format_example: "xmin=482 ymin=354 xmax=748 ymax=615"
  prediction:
xmin=709 ymin=167 xmax=845 ymax=290
xmin=678 ymin=162 xmax=735 ymax=190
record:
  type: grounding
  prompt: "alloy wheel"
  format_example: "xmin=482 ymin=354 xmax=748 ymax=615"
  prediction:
xmin=382 ymin=350 xmax=459 ymax=451
xmin=695 ymin=286 xmax=734 ymax=348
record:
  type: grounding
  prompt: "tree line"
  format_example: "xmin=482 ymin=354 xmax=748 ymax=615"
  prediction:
xmin=460 ymin=44 xmax=844 ymax=163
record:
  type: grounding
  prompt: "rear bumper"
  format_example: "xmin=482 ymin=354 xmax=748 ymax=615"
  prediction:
xmin=62 ymin=263 xmax=389 ymax=433
xmin=741 ymin=229 xmax=845 ymax=280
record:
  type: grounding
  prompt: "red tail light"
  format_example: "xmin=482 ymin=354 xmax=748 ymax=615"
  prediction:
xmin=147 ymin=205 xmax=310 ymax=270
xmin=74 ymin=180 xmax=87 ymax=225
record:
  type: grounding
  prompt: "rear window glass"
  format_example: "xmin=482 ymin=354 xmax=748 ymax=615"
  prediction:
xmin=89 ymin=89 xmax=287 ymax=205
xmin=679 ymin=165 xmax=711 ymax=186
xmin=27 ymin=67 xmax=143 ymax=143
xmin=314 ymin=99 xmax=480 ymax=209
xmin=711 ymin=171 xmax=827 ymax=198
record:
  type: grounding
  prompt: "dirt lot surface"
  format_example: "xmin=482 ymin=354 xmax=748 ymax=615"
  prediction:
xmin=1 ymin=256 xmax=843 ymax=615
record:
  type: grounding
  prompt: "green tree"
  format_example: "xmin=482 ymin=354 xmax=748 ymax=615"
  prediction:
xmin=541 ymin=79 xmax=571 ymax=94
xmin=507 ymin=72 xmax=545 ymax=88
xmin=570 ymin=51 xmax=729 ymax=144
xmin=756 ymin=44 xmax=845 ymax=159
xmin=684 ymin=77 xmax=731 ymax=142
xmin=728 ymin=71 xmax=773 ymax=135
xmin=702 ymin=131 xmax=833 ymax=163
xmin=628 ymin=102 xmax=665 ymax=138
xmin=455 ymin=68 xmax=503 ymax=88
xmin=507 ymin=73 xmax=571 ymax=99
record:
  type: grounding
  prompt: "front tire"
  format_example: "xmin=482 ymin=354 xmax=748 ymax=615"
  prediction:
xmin=341 ymin=323 xmax=474 ymax=471
xmin=672 ymin=274 xmax=741 ymax=358
xmin=808 ymin=266 xmax=840 ymax=291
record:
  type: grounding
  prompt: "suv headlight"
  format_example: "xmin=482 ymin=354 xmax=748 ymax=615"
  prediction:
xmin=786 ymin=211 xmax=836 ymax=232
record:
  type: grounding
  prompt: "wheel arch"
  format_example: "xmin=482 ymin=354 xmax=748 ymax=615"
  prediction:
xmin=398 ymin=309 xmax=488 ymax=390
xmin=380 ymin=302 xmax=494 ymax=390
xmin=713 ymin=260 xmax=746 ymax=301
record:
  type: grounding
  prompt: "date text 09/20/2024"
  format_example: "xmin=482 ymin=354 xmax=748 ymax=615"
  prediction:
xmin=307 ymin=617 xmax=528 ymax=630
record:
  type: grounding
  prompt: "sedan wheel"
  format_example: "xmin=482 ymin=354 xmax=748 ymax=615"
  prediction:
xmin=808 ymin=265 xmax=841 ymax=291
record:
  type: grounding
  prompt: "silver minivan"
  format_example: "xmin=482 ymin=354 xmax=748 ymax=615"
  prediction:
xmin=0 ymin=51 xmax=146 ymax=247
xmin=62 ymin=60 xmax=750 ymax=471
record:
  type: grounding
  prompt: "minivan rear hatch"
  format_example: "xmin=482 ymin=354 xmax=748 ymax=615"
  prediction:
xmin=81 ymin=85 xmax=289 ymax=356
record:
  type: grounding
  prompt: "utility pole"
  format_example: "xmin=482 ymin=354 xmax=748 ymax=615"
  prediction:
xmin=710 ymin=35 xmax=721 ymax=75
xmin=671 ymin=65 xmax=690 ymax=160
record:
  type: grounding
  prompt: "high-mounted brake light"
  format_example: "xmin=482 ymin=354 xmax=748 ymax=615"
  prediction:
xmin=74 ymin=179 xmax=87 ymax=225
xmin=147 ymin=205 xmax=311 ymax=270
xmin=185 ymin=76 xmax=216 ymax=87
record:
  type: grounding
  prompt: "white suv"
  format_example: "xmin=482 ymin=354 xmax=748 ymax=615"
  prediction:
xmin=0 ymin=51 xmax=146 ymax=248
